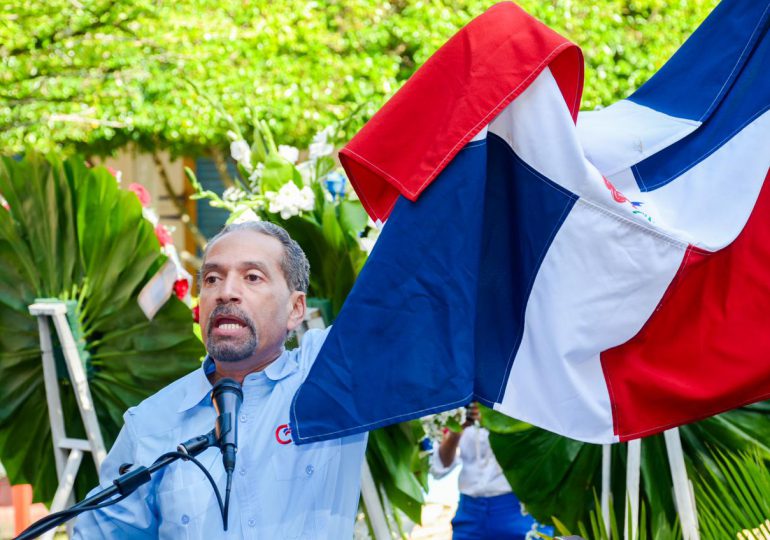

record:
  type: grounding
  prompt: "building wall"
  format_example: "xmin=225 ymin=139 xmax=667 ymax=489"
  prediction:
xmin=93 ymin=148 xmax=198 ymax=270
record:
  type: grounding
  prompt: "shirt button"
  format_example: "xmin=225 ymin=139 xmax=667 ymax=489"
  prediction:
xmin=181 ymin=514 xmax=190 ymax=525
xmin=248 ymin=518 xmax=256 ymax=527
xmin=239 ymin=466 xmax=246 ymax=476
xmin=305 ymin=465 xmax=314 ymax=477
xmin=239 ymin=414 xmax=247 ymax=423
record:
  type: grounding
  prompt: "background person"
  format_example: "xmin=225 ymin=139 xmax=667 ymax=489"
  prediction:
xmin=431 ymin=403 xmax=553 ymax=540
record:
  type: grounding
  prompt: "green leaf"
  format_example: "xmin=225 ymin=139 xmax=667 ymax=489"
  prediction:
xmin=366 ymin=423 xmax=428 ymax=524
xmin=338 ymin=200 xmax=368 ymax=240
xmin=261 ymin=153 xmax=298 ymax=194
xmin=0 ymin=154 xmax=204 ymax=503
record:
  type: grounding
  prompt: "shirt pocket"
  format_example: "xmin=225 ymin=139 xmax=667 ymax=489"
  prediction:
xmin=157 ymin=470 xmax=222 ymax=539
xmin=268 ymin=440 xmax=341 ymax=539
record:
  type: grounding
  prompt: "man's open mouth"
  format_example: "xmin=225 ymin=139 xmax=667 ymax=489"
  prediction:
xmin=215 ymin=317 xmax=247 ymax=330
xmin=210 ymin=314 xmax=253 ymax=336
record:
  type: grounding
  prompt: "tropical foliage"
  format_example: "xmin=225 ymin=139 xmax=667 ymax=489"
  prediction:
xmin=1 ymin=0 xmax=718 ymax=156
xmin=365 ymin=423 xmax=431 ymax=528
xmin=545 ymin=447 xmax=770 ymax=539
xmin=550 ymin=493 xmax=682 ymax=540
xmin=0 ymin=154 xmax=203 ymax=502
xmin=482 ymin=402 xmax=770 ymax=536
xmin=694 ymin=449 xmax=770 ymax=539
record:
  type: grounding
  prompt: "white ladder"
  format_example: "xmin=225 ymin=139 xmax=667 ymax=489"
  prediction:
xmin=29 ymin=301 xmax=107 ymax=538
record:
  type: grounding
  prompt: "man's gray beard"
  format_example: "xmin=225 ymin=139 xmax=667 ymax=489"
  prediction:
xmin=208 ymin=331 xmax=258 ymax=363
xmin=206 ymin=304 xmax=259 ymax=363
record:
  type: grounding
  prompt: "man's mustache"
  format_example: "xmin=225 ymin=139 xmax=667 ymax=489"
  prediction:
xmin=206 ymin=305 xmax=257 ymax=336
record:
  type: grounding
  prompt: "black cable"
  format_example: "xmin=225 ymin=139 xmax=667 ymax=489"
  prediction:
xmin=15 ymin=493 xmax=131 ymax=540
xmin=16 ymin=450 xmax=226 ymax=540
xmin=157 ymin=451 xmax=226 ymax=528
xmin=223 ymin=471 xmax=233 ymax=531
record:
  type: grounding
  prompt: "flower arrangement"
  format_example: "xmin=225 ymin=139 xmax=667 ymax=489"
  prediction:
xmin=186 ymin=121 xmax=379 ymax=316
xmin=123 ymin=179 xmax=193 ymax=314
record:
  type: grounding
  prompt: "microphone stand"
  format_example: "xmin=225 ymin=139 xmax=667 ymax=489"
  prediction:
xmin=15 ymin=430 xmax=219 ymax=540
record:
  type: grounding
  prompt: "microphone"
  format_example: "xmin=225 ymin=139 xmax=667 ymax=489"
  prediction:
xmin=211 ymin=378 xmax=243 ymax=531
xmin=211 ymin=378 xmax=243 ymax=474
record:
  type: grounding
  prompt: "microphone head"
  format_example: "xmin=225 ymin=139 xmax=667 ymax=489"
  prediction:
xmin=211 ymin=377 xmax=244 ymax=412
xmin=211 ymin=378 xmax=243 ymax=449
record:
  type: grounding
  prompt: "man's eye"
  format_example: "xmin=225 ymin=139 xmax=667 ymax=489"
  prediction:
xmin=204 ymin=275 xmax=219 ymax=285
xmin=246 ymin=274 xmax=262 ymax=282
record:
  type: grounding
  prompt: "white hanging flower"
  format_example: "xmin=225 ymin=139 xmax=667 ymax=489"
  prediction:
xmin=265 ymin=183 xmax=315 ymax=220
xmin=230 ymin=140 xmax=253 ymax=171
xmin=278 ymin=144 xmax=299 ymax=164
xmin=309 ymin=127 xmax=334 ymax=160
xmin=248 ymin=162 xmax=264 ymax=186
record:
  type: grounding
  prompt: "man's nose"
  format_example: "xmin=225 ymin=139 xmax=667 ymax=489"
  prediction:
xmin=217 ymin=274 xmax=242 ymax=303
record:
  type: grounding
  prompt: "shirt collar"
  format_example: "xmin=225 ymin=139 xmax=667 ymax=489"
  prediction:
xmin=261 ymin=349 xmax=298 ymax=382
xmin=176 ymin=351 xmax=298 ymax=413
xmin=176 ymin=359 xmax=214 ymax=413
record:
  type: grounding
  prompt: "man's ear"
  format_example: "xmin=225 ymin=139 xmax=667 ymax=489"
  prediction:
xmin=286 ymin=291 xmax=307 ymax=332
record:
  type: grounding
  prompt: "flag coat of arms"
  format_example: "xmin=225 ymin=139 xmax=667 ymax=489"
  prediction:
xmin=291 ymin=0 xmax=770 ymax=444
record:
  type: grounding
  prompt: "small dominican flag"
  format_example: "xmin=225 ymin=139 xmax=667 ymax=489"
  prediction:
xmin=291 ymin=0 xmax=770 ymax=444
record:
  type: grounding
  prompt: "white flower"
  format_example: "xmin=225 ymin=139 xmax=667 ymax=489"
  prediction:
xmin=230 ymin=140 xmax=252 ymax=170
xmin=309 ymin=141 xmax=334 ymax=160
xmin=223 ymin=187 xmax=247 ymax=203
xmin=297 ymin=186 xmax=314 ymax=211
xmin=265 ymin=182 xmax=315 ymax=219
xmin=278 ymin=145 xmax=299 ymax=164
xmin=314 ymin=126 xmax=334 ymax=143
xmin=248 ymin=162 xmax=264 ymax=186
xmin=309 ymin=126 xmax=335 ymax=160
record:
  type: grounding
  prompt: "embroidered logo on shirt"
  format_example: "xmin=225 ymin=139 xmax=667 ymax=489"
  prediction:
xmin=275 ymin=423 xmax=292 ymax=445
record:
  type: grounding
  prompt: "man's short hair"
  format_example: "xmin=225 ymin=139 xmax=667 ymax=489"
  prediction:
xmin=202 ymin=221 xmax=310 ymax=293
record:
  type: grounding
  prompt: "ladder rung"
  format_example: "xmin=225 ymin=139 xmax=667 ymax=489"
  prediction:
xmin=59 ymin=438 xmax=92 ymax=451
xmin=29 ymin=302 xmax=69 ymax=316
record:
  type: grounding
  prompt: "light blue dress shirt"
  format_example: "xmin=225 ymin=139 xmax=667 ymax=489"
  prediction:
xmin=73 ymin=328 xmax=367 ymax=539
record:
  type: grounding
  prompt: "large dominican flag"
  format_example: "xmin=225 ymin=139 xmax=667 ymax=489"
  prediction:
xmin=291 ymin=0 xmax=770 ymax=444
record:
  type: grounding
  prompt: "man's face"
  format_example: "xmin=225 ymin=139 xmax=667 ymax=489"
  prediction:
xmin=199 ymin=229 xmax=305 ymax=366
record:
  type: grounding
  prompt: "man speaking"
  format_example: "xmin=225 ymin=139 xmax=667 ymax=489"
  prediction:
xmin=73 ymin=221 xmax=367 ymax=539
